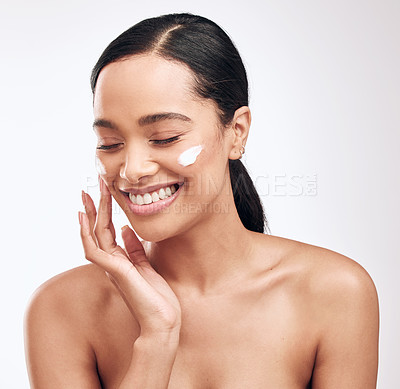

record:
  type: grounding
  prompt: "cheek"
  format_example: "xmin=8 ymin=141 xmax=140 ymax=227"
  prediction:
xmin=171 ymin=141 xmax=228 ymax=197
xmin=150 ymin=142 xmax=206 ymax=176
xmin=95 ymin=153 xmax=121 ymax=184
xmin=165 ymin=142 xmax=211 ymax=176
xmin=171 ymin=130 xmax=224 ymax=172
xmin=177 ymin=145 xmax=203 ymax=167
xmin=95 ymin=155 xmax=106 ymax=175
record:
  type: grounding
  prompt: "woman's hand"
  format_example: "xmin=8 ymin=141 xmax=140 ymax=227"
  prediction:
xmin=78 ymin=177 xmax=181 ymax=339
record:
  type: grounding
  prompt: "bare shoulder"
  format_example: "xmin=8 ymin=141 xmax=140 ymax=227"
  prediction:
xmin=294 ymin=238 xmax=378 ymax=309
xmin=24 ymin=263 xmax=122 ymax=350
xmin=254 ymin=233 xmax=379 ymax=314
xmin=25 ymin=264 xmax=113 ymax=323
xmin=254 ymin=232 xmax=380 ymax=387
xmin=255 ymin=233 xmax=379 ymax=386
xmin=261 ymin=232 xmax=379 ymax=356
xmin=24 ymin=264 xmax=118 ymax=388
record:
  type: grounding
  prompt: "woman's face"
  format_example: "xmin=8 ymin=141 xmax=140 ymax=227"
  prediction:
xmin=93 ymin=54 xmax=236 ymax=242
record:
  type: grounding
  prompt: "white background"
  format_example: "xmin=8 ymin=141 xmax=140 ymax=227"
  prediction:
xmin=1 ymin=0 xmax=399 ymax=387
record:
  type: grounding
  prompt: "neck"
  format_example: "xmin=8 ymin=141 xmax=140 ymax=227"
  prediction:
xmin=147 ymin=200 xmax=256 ymax=295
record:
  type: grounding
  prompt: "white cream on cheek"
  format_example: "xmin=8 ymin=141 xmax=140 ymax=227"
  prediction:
xmin=95 ymin=155 xmax=106 ymax=175
xmin=177 ymin=145 xmax=203 ymax=167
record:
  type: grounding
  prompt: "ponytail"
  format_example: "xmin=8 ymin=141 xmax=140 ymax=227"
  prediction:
xmin=229 ymin=159 xmax=268 ymax=233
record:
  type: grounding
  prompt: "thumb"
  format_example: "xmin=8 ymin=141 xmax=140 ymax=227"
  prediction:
xmin=121 ymin=225 xmax=148 ymax=266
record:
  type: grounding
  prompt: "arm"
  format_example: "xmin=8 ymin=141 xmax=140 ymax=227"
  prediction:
xmin=311 ymin=260 xmax=379 ymax=388
xmin=25 ymin=179 xmax=181 ymax=388
xmin=118 ymin=335 xmax=179 ymax=388
xmin=79 ymin=178 xmax=181 ymax=388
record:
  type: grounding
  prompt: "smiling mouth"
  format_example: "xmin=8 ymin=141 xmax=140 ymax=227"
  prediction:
xmin=122 ymin=183 xmax=183 ymax=205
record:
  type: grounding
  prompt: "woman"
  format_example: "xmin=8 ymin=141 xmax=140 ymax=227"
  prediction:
xmin=24 ymin=13 xmax=379 ymax=388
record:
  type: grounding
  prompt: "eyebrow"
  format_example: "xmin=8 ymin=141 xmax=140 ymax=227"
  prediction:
xmin=93 ymin=118 xmax=117 ymax=130
xmin=138 ymin=112 xmax=192 ymax=126
xmin=93 ymin=112 xmax=192 ymax=130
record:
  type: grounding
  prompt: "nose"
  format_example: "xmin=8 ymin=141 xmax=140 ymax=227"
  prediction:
xmin=120 ymin=143 xmax=159 ymax=183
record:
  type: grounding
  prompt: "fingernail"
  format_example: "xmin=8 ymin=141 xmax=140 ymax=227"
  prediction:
xmin=100 ymin=177 xmax=110 ymax=195
xmin=121 ymin=225 xmax=129 ymax=231
xmin=99 ymin=177 xmax=104 ymax=193
xmin=79 ymin=212 xmax=89 ymax=232
xmin=81 ymin=190 xmax=86 ymax=207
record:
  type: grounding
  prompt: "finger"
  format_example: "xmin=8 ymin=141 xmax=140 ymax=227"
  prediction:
xmin=79 ymin=211 xmax=157 ymax=305
xmin=109 ymin=217 xmax=116 ymax=241
xmin=81 ymin=191 xmax=97 ymax=243
xmin=78 ymin=211 xmax=117 ymax=273
xmin=94 ymin=177 xmax=117 ymax=252
xmin=79 ymin=211 xmax=133 ymax=274
xmin=121 ymin=225 xmax=149 ymax=266
xmin=83 ymin=190 xmax=116 ymax=242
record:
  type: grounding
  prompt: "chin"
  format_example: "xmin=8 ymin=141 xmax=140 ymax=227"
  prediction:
xmin=125 ymin=209 xmax=202 ymax=243
xmin=129 ymin=223 xmax=180 ymax=243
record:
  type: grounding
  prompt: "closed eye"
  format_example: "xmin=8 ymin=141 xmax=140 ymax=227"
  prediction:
xmin=151 ymin=136 xmax=180 ymax=145
xmin=96 ymin=143 xmax=123 ymax=150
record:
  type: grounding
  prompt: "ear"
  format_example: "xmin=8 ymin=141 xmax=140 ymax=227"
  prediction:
xmin=228 ymin=106 xmax=251 ymax=160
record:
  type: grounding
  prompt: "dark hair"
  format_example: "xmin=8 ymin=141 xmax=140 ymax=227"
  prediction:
xmin=91 ymin=13 xmax=268 ymax=233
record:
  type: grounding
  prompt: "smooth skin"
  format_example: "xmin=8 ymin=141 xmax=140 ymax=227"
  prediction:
xmin=24 ymin=55 xmax=379 ymax=388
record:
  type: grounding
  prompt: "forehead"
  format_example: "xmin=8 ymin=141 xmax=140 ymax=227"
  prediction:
xmin=93 ymin=54 xmax=199 ymax=118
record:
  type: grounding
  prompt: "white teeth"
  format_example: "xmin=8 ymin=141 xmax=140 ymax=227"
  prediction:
xmin=136 ymin=194 xmax=144 ymax=205
xmin=128 ymin=184 xmax=180 ymax=206
xmin=159 ymin=188 xmax=166 ymax=199
xmin=129 ymin=193 xmax=137 ymax=204
xmin=143 ymin=193 xmax=152 ymax=204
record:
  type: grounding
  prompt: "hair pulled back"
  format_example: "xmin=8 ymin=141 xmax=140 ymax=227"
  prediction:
xmin=91 ymin=13 xmax=268 ymax=233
